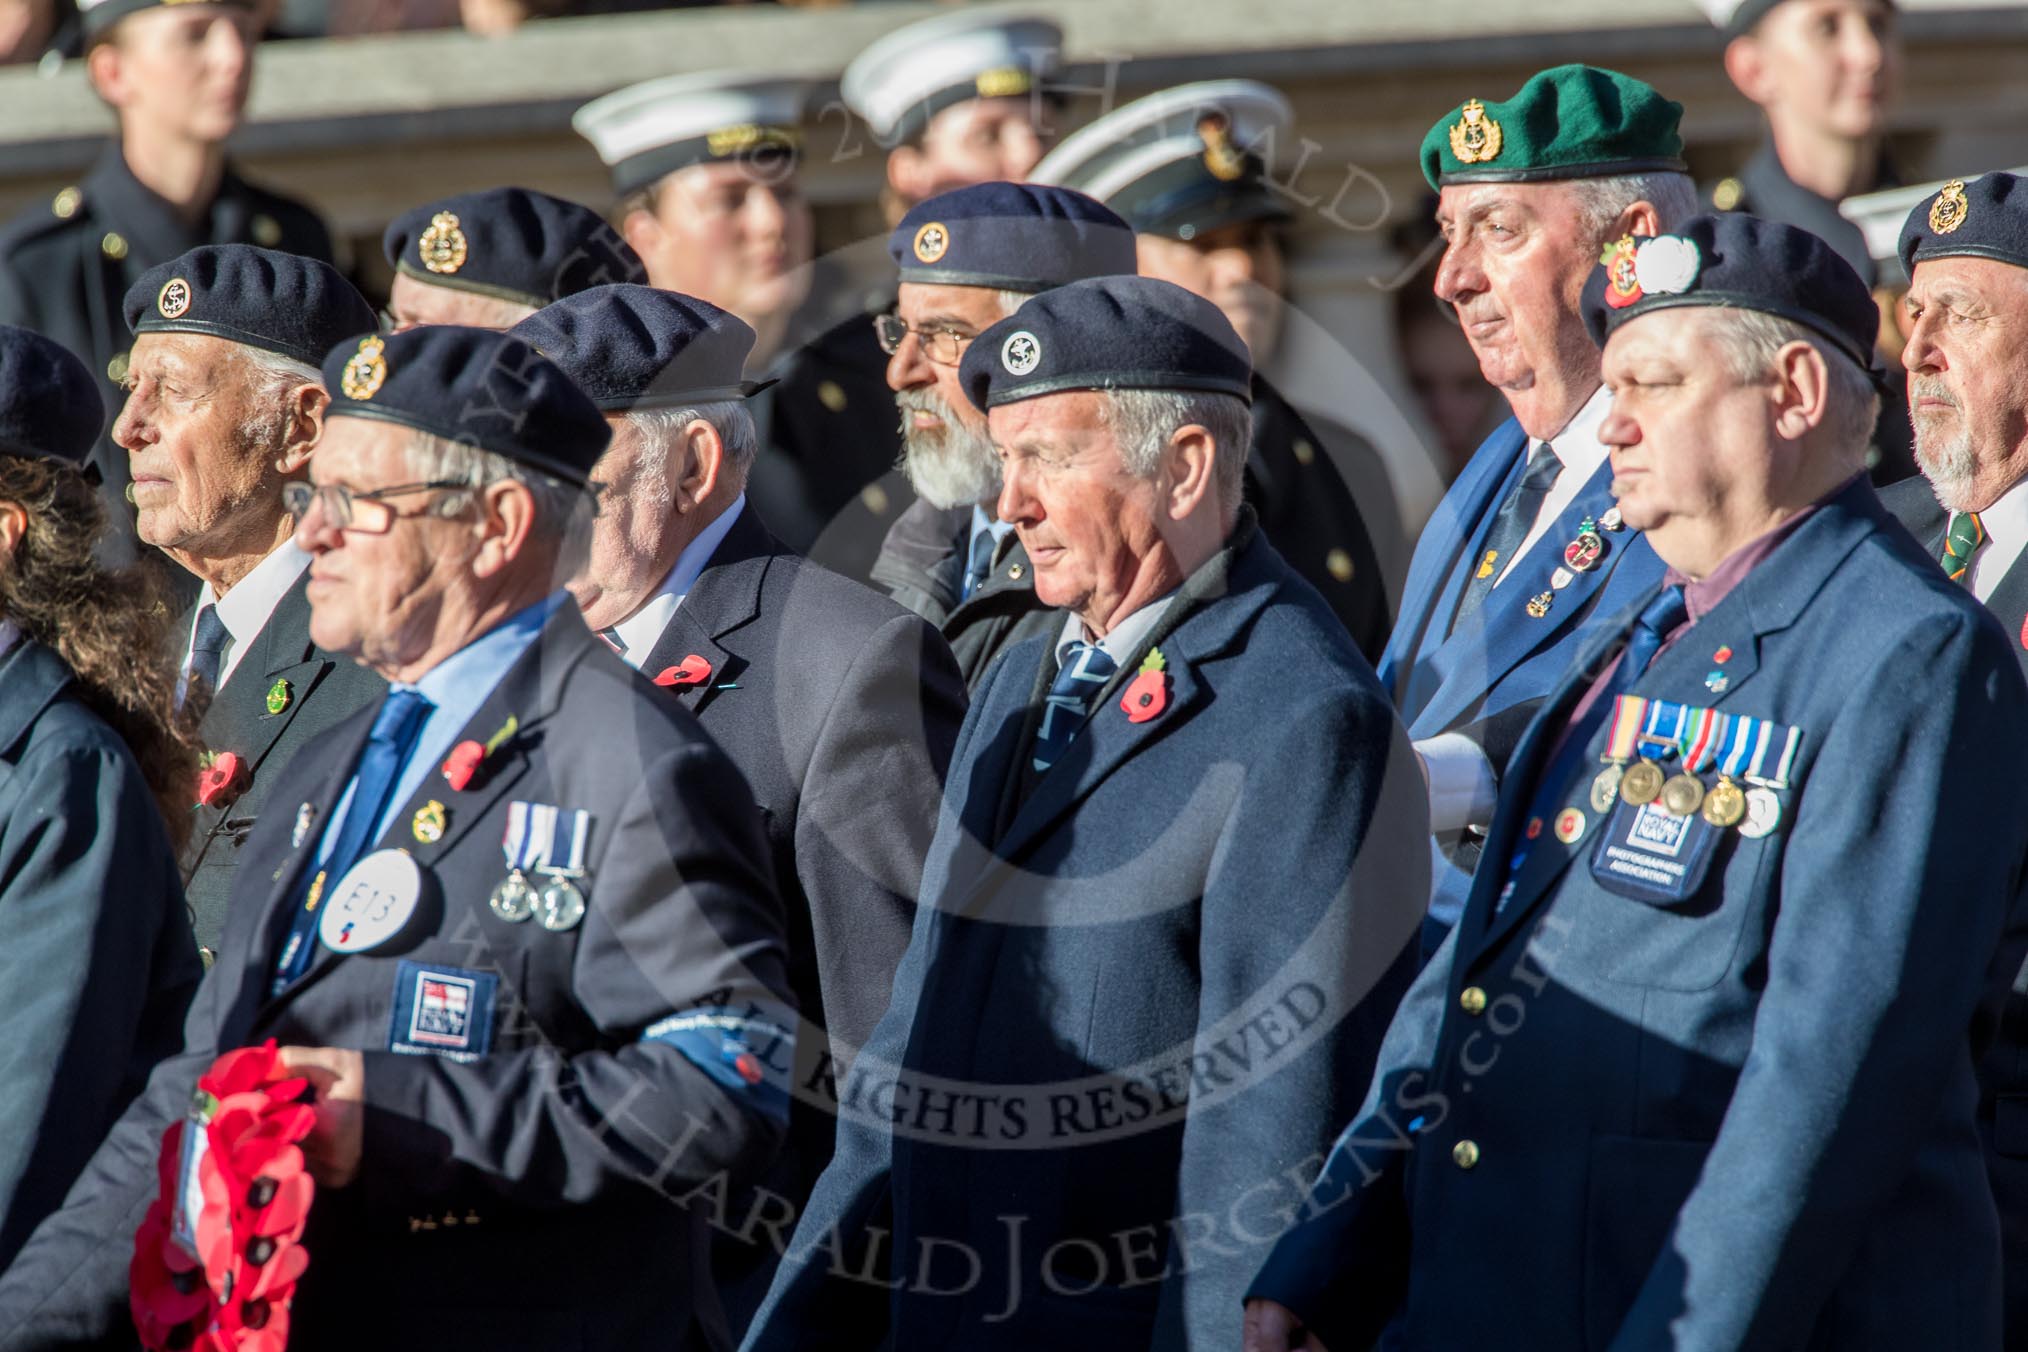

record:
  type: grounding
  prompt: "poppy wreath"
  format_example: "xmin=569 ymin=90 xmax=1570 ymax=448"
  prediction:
xmin=131 ymin=1041 xmax=317 ymax=1352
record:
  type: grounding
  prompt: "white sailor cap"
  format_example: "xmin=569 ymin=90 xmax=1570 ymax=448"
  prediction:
xmin=842 ymin=9 xmax=1063 ymax=146
xmin=573 ymin=72 xmax=809 ymax=197
xmin=1696 ymin=0 xmax=1894 ymax=38
xmin=1030 ymin=80 xmax=1293 ymax=241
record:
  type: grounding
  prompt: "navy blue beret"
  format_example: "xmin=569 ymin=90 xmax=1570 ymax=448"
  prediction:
xmin=383 ymin=188 xmax=647 ymax=309
xmin=1898 ymin=172 xmax=2028 ymax=276
xmin=960 ymin=275 xmax=1253 ymax=412
xmin=508 ymin=285 xmax=764 ymax=411
xmin=1582 ymin=213 xmax=1883 ymax=382
xmin=0 ymin=326 xmax=102 ymax=470
xmin=321 ymin=326 xmax=610 ymax=486
xmin=125 ymin=245 xmax=375 ymax=369
xmin=891 ymin=183 xmax=1138 ymax=294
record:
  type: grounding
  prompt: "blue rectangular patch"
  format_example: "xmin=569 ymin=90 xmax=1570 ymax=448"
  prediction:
xmin=1590 ymin=798 xmax=1721 ymax=906
xmin=389 ymin=960 xmax=498 ymax=1063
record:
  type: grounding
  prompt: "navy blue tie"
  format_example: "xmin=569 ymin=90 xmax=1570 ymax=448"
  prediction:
xmin=323 ymin=688 xmax=432 ymax=884
xmin=1031 ymin=641 xmax=1117 ymax=775
xmin=181 ymin=604 xmax=230 ymax=708
xmin=1617 ymin=583 xmax=1689 ymax=691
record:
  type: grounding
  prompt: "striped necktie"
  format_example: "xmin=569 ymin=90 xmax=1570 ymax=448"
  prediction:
xmin=1942 ymin=511 xmax=1985 ymax=584
xmin=1030 ymin=641 xmax=1117 ymax=775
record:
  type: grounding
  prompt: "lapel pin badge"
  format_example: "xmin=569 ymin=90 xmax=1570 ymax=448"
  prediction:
xmin=655 ymin=654 xmax=713 ymax=688
xmin=412 ymin=799 xmax=448 ymax=845
xmin=265 ymin=677 xmax=292 ymax=715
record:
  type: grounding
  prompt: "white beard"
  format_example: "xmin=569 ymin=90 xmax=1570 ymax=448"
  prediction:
xmin=895 ymin=389 xmax=1001 ymax=511
xmin=1911 ymin=379 xmax=1980 ymax=513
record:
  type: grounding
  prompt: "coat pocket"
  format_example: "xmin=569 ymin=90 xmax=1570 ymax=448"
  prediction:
xmin=1583 ymin=1132 xmax=1711 ymax=1352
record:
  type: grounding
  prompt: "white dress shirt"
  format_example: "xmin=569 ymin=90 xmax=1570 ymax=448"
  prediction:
xmin=182 ymin=540 xmax=313 ymax=690
xmin=1967 ymin=476 xmax=2028 ymax=604
xmin=609 ymin=495 xmax=747 ymax=668
xmin=1494 ymin=384 xmax=1612 ymax=585
xmin=1053 ymin=594 xmax=1175 ymax=674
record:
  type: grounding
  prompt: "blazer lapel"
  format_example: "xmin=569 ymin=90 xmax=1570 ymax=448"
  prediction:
xmin=256 ymin=609 xmax=588 ymax=1018
xmin=638 ymin=508 xmax=773 ymax=717
xmin=1983 ymin=556 xmax=2028 ymax=656
xmin=1383 ymin=420 xmax=1527 ymax=706
xmin=1412 ymin=459 xmax=1653 ymax=735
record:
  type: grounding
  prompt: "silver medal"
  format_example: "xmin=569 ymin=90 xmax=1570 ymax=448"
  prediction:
xmin=535 ymin=874 xmax=587 ymax=932
xmin=1589 ymin=763 xmax=1624 ymax=813
xmin=1738 ymin=786 xmax=1782 ymax=839
xmin=489 ymin=869 xmax=535 ymax=923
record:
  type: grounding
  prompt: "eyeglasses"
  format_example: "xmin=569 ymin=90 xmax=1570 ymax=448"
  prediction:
xmin=872 ymin=314 xmax=978 ymax=366
xmin=283 ymin=480 xmax=466 ymax=534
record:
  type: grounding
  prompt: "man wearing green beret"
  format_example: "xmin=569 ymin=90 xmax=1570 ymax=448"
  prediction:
xmin=1372 ymin=65 xmax=1697 ymax=946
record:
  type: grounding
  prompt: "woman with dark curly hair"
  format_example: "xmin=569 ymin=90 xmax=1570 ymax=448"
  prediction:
xmin=0 ymin=325 xmax=203 ymax=1270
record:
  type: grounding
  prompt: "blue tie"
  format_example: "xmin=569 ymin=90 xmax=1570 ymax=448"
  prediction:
xmin=1617 ymin=583 xmax=1689 ymax=690
xmin=962 ymin=527 xmax=998 ymax=601
xmin=1030 ymin=641 xmax=1117 ymax=774
xmin=271 ymin=688 xmax=431 ymax=992
xmin=323 ymin=688 xmax=432 ymax=884
xmin=181 ymin=604 xmax=231 ymax=709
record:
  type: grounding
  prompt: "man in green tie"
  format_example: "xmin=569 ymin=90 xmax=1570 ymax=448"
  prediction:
xmin=1879 ymin=171 xmax=2028 ymax=676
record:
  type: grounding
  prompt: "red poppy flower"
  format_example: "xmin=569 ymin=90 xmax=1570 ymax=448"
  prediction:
xmin=130 ymin=1198 xmax=214 ymax=1347
xmin=1120 ymin=669 xmax=1168 ymax=724
xmin=195 ymin=753 xmax=248 ymax=809
xmin=442 ymin=739 xmax=486 ymax=791
xmin=655 ymin=654 xmax=713 ymax=688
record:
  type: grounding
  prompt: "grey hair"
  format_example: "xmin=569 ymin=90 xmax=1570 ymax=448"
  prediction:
xmin=403 ymin=430 xmax=596 ymax=579
xmin=1710 ymin=308 xmax=1881 ymax=456
xmin=228 ymin=345 xmax=322 ymax=451
xmin=1567 ymin=171 xmax=1701 ymax=240
xmin=1098 ymin=388 xmax=1252 ymax=522
xmin=621 ymin=400 xmax=761 ymax=482
xmin=996 ymin=289 xmax=1032 ymax=319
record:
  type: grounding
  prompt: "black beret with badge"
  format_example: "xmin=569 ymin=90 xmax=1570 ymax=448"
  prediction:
xmin=124 ymin=244 xmax=376 ymax=369
xmin=573 ymin=73 xmax=808 ymax=198
xmin=382 ymin=188 xmax=646 ymax=309
xmin=0 ymin=326 xmax=104 ymax=471
xmin=891 ymin=182 xmax=1138 ymax=294
xmin=1897 ymin=171 xmax=2028 ymax=275
xmin=1031 ymin=79 xmax=1293 ymax=241
xmin=321 ymin=326 xmax=611 ymax=486
xmin=960 ymin=274 xmax=1253 ymax=412
xmin=842 ymin=9 xmax=1061 ymax=147
xmin=1581 ymin=213 xmax=1885 ymax=384
xmin=508 ymin=284 xmax=767 ymax=411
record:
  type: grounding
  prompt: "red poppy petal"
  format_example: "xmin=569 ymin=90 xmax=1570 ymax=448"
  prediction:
xmin=238 ymin=1238 xmax=309 ymax=1302
xmin=245 ymin=1171 xmax=314 ymax=1245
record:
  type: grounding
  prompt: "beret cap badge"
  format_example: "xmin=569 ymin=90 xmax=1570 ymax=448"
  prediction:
xmin=1447 ymin=98 xmax=1504 ymax=165
xmin=974 ymin=66 xmax=1033 ymax=99
xmin=418 ymin=211 xmax=470 ymax=275
xmin=1632 ymin=235 xmax=1701 ymax=296
xmin=1001 ymin=330 xmax=1041 ymax=375
xmin=341 ymin=335 xmax=389 ymax=401
xmin=1930 ymin=179 xmax=1969 ymax=235
xmin=1198 ymin=113 xmax=1247 ymax=183
xmin=913 ymin=221 xmax=951 ymax=264
xmin=1600 ymin=235 xmax=1643 ymax=309
xmin=156 ymin=277 xmax=192 ymax=320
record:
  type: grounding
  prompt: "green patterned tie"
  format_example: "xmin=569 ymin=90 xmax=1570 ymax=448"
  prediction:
xmin=1942 ymin=510 xmax=1986 ymax=584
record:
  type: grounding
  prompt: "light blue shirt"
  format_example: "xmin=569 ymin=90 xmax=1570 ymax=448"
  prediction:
xmin=969 ymin=504 xmax=1016 ymax=560
xmin=314 ymin=591 xmax=567 ymax=867
xmin=609 ymin=495 xmax=746 ymax=666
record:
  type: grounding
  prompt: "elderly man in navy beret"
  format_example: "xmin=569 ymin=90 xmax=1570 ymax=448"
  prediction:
xmin=0 ymin=325 xmax=797 ymax=1349
xmin=1246 ymin=214 xmax=2028 ymax=1352
xmin=113 ymin=243 xmax=385 ymax=959
xmin=512 ymin=283 xmax=967 ymax=1331
xmin=744 ymin=275 xmax=1428 ymax=1350
xmin=381 ymin=186 xmax=647 ymax=332
xmin=868 ymin=180 xmax=1138 ymax=687
xmin=1878 ymin=168 xmax=2028 ymax=1336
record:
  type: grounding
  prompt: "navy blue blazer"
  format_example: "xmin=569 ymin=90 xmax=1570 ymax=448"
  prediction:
xmin=743 ymin=518 xmax=1430 ymax=1351
xmin=1380 ymin=416 xmax=1664 ymax=922
xmin=1251 ymin=479 xmax=2028 ymax=1351
xmin=0 ymin=605 xmax=795 ymax=1351
xmin=0 ymin=640 xmax=199 ymax=1272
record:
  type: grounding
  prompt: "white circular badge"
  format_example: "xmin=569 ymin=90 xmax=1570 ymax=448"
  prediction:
xmin=1000 ymin=330 xmax=1041 ymax=375
xmin=317 ymin=848 xmax=423 ymax=954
